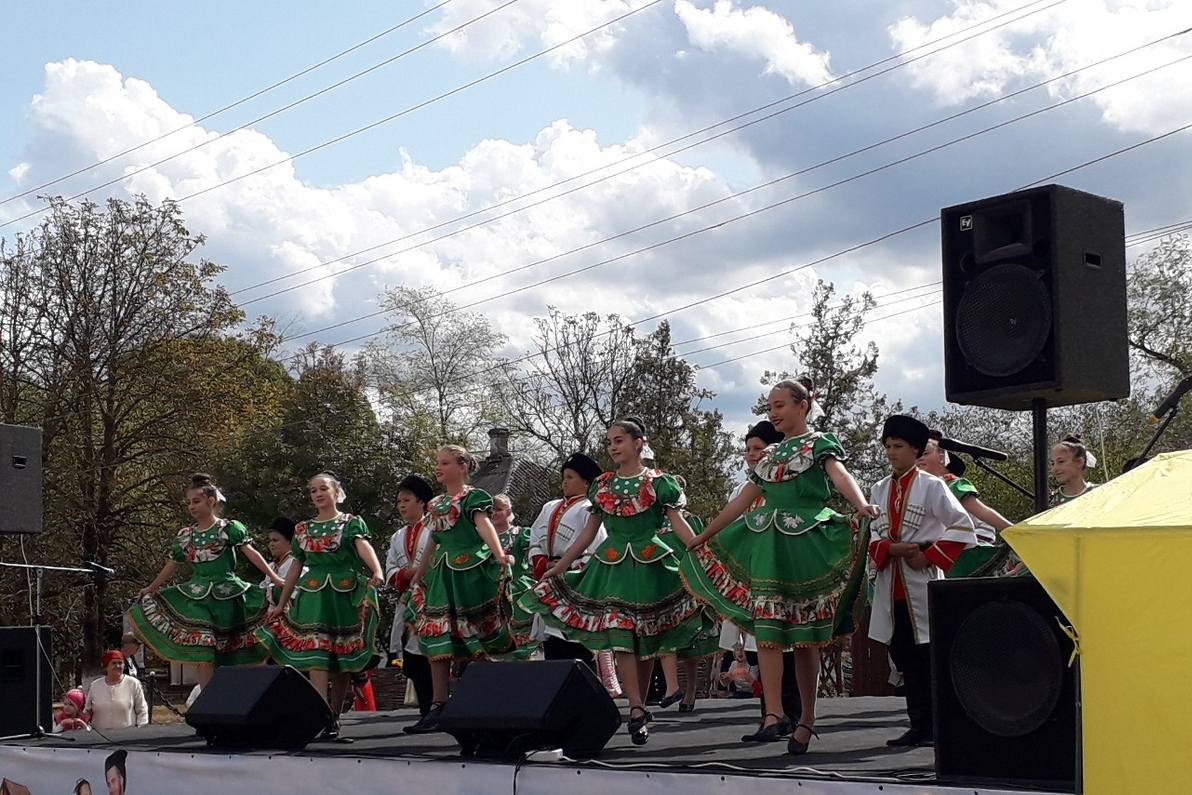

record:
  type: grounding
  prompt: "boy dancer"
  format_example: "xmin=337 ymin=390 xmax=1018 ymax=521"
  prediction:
xmin=867 ymin=415 xmax=976 ymax=747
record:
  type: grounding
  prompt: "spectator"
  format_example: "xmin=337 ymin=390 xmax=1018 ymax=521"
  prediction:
xmin=85 ymin=652 xmax=148 ymax=730
xmin=53 ymin=688 xmax=91 ymax=732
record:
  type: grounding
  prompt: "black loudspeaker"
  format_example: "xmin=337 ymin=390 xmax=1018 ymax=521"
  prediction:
xmin=0 ymin=424 xmax=42 ymax=535
xmin=438 ymin=659 xmax=621 ymax=759
xmin=0 ymin=626 xmax=53 ymax=738
xmin=941 ymin=184 xmax=1128 ymax=410
xmin=930 ymin=577 xmax=1078 ymax=791
xmin=185 ymin=665 xmax=332 ymax=749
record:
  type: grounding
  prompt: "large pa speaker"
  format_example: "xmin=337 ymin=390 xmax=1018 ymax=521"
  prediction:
xmin=0 ymin=627 xmax=53 ymax=738
xmin=0 ymin=424 xmax=42 ymax=535
xmin=185 ymin=665 xmax=332 ymax=749
xmin=930 ymin=577 xmax=1078 ymax=791
xmin=941 ymin=184 xmax=1128 ymax=410
xmin=438 ymin=659 xmax=621 ymax=759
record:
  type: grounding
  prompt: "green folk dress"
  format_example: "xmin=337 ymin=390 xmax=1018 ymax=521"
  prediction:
xmin=411 ymin=487 xmax=515 ymax=661
xmin=680 ymin=432 xmax=866 ymax=648
xmin=254 ymin=514 xmax=380 ymax=673
xmin=493 ymin=524 xmax=539 ymax=660
xmin=944 ymin=475 xmax=1014 ymax=578
xmin=523 ymin=470 xmax=715 ymax=658
xmin=127 ymin=519 xmax=269 ymax=666
xmin=658 ymin=512 xmax=720 ymax=660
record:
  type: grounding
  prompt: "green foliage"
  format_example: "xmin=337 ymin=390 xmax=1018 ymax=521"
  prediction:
xmin=757 ymin=279 xmax=899 ymax=490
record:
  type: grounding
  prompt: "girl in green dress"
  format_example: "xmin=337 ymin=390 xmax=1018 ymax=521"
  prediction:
xmin=527 ymin=418 xmax=714 ymax=746
xmin=257 ymin=472 xmax=385 ymax=741
xmin=681 ymin=379 xmax=879 ymax=755
xmin=128 ymin=473 xmax=279 ymax=689
xmin=491 ymin=492 xmax=539 ymax=661
xmin=404 ymin=445 xmax=516 ymax=735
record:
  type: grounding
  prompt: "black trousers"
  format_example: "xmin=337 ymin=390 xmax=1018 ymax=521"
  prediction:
xmin=887 ymin=600 xmax=932 ymax=732
xmin=542 ymin=635 xmax=596 ymax=672
xmin=401 ymin=632 xmax=435 ymax=718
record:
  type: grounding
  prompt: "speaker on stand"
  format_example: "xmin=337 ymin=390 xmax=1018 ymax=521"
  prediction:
xmin=930 ymin=577 xmax=1079 ymax=792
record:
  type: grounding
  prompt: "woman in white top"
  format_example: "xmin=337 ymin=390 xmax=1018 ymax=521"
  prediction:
xmin=85 ymin=651 xmax=148 ymax=729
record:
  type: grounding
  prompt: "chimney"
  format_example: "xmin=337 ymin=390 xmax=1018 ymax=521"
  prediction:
xmin=487 ymin=428 xmax=511 ymax=459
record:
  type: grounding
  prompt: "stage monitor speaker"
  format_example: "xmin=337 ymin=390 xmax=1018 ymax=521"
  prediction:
xmin=930 ymin=577 xmax=1078 ymax=792
xmin=941 ymin=184 xmax=1128 ymax=411
xmin=185 ymin=665 xmax=332 ymax=749
xmin=0 ymin=424 xmax=42 ymax=535
xmin=438 ymin=659 xmax=621 ymax=759
xmin=0 ymin=626 xmax=53 ymax=738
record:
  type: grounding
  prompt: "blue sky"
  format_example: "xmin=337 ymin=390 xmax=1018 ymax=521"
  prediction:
xmin=3 ymin=0 xmax=1191 ymax=448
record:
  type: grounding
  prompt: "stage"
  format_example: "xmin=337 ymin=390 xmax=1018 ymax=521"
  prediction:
xmin=0 ymin=697 xmax=1068 ymax=795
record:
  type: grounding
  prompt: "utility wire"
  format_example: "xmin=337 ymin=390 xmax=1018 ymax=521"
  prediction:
xmin=227 ymin=0 xmax=1069 ymax=301
xmin=0 ymin=0 xmax=457 ymax=207
xmin=0 ymin=0 xmax=528 ymax=231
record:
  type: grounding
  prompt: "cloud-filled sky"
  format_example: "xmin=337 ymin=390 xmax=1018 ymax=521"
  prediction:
xmin=3 ymin=0 xmax=1190 ymax=445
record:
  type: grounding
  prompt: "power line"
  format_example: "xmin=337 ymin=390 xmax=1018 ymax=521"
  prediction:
xmin=0 ymin=0 xmax=529 ymax=231
xmin=247 ymin=22 xmax=1189 ymax=352
xmin=0 ymin=1 xmax=458 ymax=208
xmin=227 ymin=0 xmax=1069 ymax=303
xmin=284 ymin=45 xmax=1192 ymax=357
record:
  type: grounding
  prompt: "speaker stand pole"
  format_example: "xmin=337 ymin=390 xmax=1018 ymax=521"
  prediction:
xmin=1031 ymin=398 xmax=1050 ymax=514
xmin=0 ymin=560 xmax=97 ymax=741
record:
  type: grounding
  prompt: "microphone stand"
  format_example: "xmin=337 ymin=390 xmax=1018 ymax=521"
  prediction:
xmin=1133 ymin=404 xmax=1182 ymax=469
xmin=0 ymin=560 xmax=99 ymax=741
xmin=968 ymin=456 xmax=1035 ymax=502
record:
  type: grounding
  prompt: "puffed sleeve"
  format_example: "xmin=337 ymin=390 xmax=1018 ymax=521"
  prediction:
xmin=587 ymin=479 xmax=603 ymax=514
xmin=462 ymin=488 xmax=494 ymax=519
xmin=169 ymin=529 xmax=189 ymax=564
xmin=813 ymin=432 xmax=846 ymax=464
xmin=224 ymin=520 xmax=249 ymax=545
xmin=949 ymin=477 xmax=979 ymax=501
xmin=652 ymin=473 xmax=688 ymax=510
xmin=342 ymin=514 xmax=371 ymax=541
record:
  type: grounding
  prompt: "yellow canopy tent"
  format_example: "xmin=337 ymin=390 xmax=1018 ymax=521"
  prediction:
xmin=1003 ymin=450 xmax=1192 ymax=795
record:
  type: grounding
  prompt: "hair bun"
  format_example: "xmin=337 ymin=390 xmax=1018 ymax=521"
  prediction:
xmin=190 ymin=473 xmax=214 ymax=489
xmin=622 ymin=415 xmax=646 ymax=430
xmin=796 ymin=375 xmax=815 ymax=393
xmin=1063 ymin=435 xmax=1083 ymax=444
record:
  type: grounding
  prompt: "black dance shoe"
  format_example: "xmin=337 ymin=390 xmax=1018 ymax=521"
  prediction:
xmin=785 ymin=723 xmax=818 ymax=755
xmin=740 ymin=713 xmax=791 ymax=742
xmin=657 ymin=689 xmax=686 ymax=709
xmin=628 ymin=706 xmax=652 ymax=746
xmin=403 ymin=701 xmax=445 ymax=734
xmin=885 ymin=727 xmax=932 ymax=747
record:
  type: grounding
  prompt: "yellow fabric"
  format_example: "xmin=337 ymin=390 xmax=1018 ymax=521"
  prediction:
xmin=1003 ymin=451 xmax=1192 ymax=795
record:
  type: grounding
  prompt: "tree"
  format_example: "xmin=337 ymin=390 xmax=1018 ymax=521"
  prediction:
xmin=218 ymin=344 xmax=413 ymax=533
xmin=757 ymin=280 xmax=897 ymax=489
xmin=495 ymin=308 xmax=639 ymax=458
xmin=362 ymin=286 xmax=506 ymax=457
xmin=0 ymin=196 xmax=255 ymax=672
xmin=621 ymin=322 xmax=736 ymax=519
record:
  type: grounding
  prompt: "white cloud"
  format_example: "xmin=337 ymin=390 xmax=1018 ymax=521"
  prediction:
xmin=889 ymin=0 xmax=1192 ymax=135
xmin=673 ymin=0 xmax=834 ymax=87
xmin=426 ymin=0 xmax=645 ymax=65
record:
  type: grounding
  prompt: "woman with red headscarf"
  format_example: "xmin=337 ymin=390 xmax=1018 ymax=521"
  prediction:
xmin=84 ymin=651 xmax=148 ymax=730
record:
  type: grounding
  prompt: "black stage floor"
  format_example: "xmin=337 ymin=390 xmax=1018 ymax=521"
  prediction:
xmin=11 ymin=696 xmax=940 ymax=778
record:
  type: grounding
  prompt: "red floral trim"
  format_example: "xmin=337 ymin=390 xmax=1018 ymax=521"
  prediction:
xmin=135 ymin=594 xmax=263 ymax=654
xmin=263 ymin=595 xmax=377 ymax=656
xmin=592 ymin=470 xmax=661 ymax=517
xmin=411 ymin=585 xmax=507 ymax=641
xmin=429 ymin=487 xmax=475 ymax=532
xmin=691 ymin=545 xmax=845 ymax=626
xmin=530 ymin=575 xmax=702 ymax=637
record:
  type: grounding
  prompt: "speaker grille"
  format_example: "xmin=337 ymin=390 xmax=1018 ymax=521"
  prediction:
xmin=950 ymin=600 xmax=1064 ymax=737
xmin=955 ymin=264 xmax=1052 ymax=377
